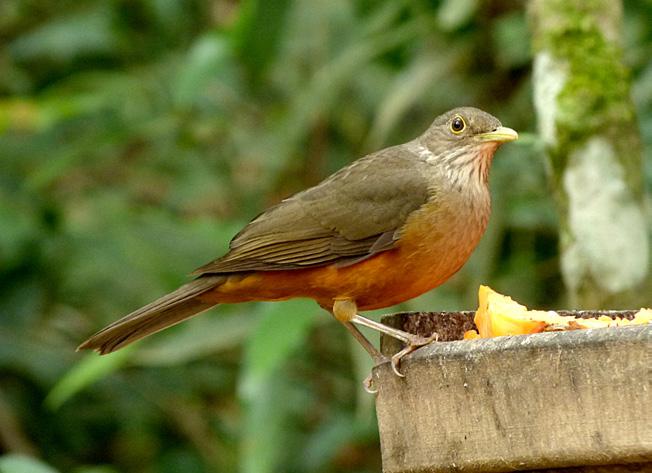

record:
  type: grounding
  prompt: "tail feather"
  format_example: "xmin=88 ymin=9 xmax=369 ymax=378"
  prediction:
xmin=78 ymin=276 xmax=224 ymax=355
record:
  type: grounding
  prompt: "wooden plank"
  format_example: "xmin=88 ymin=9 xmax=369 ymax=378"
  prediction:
xmin=373 ymin=315 xmax=652 ymax=473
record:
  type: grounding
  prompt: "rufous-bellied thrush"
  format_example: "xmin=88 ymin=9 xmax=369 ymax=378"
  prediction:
xmin=79 ymin=107 xmax=518 ymax=377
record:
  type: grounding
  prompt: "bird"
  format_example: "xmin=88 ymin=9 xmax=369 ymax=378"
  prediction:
xmin=78 ymin=107 xmax=517 ymax=377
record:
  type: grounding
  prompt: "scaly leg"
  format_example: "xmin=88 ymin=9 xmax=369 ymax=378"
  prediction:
xmin=339 ymin=320 xmax=385 ymax=364
xmin=333 ymin=299 xmax=438 ymax=377
xmin=338 ymin=321 xmax=384 ymax=393
xmin=331 ymin=300 xmax=386 ymax=393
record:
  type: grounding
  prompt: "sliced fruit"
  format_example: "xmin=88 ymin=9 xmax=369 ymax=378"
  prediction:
xmin=464 ymin=286 xmax=652 ymax=339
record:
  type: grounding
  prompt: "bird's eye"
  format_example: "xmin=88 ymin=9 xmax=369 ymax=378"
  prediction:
xmin=450 ymin=115 xmax=466 ymax=134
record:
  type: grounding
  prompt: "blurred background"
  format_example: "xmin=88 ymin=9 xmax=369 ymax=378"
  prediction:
xmin=0 ymin=1 xmax=650 ymax=472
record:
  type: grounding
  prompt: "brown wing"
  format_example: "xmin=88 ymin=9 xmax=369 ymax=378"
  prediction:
xmin=194 ymin=145 xmax=432 ymax=274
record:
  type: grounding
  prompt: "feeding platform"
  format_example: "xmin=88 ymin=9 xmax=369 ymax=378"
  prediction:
xmin=373 ymin=311 xmax=652 ymax=473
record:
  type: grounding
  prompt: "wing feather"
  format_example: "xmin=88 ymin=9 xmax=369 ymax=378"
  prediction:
xmin=194 ymin=145 xmax=432 ymax=274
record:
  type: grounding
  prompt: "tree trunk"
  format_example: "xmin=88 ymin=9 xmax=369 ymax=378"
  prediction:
xmin=529 ymin=0 xmax=649 ymax=308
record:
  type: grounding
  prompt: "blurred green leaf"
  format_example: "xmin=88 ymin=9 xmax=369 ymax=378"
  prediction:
xmin=45 ymin=348 xmax=135 ymax=410
xmin=493 ymin=12 xmax=531 ymax=68
xmin=239 ymin=372 xmax=294 ymax=473
xmin=0 ymin=197 xmax=39 ymax=269
xmin=72 ymin=467 xmax=118 ymax=473
xmin=437 ymin=0 xmax=479 ymax=31
xmin=271 ymin=15 xmax=424 ymax=177
xmin=0 ymin=454 xmax=60 ymax=473
xmin=231 ymin=0 xmax=292 ymax=84
xmin=133 ymin=310 xmax=258 ymax=366
xmin=240 ymin=299 xmax=318 ymax=395
xmin=9 ymin=6 xmax=116 ymax=62
xmin=238 ymin=300 xmax=320 ymax=473
xmin=366 ymin=55 xmax=446 ymax=149
xmin=299 ymin=414 xmax=357 ymax=471
xmin=174 ymin=33 xmax=237 ymax=107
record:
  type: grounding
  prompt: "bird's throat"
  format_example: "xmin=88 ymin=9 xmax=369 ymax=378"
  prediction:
xmin=444 ymin=143 xmax=497 ymax=192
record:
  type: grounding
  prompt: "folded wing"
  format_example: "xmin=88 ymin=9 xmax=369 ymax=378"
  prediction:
xmin=194 ymin=146 xmax=432 ymax=274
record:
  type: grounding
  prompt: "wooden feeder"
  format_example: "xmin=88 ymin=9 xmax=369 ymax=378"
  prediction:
xmin=373 ymin=311 xmax=652 ymax=473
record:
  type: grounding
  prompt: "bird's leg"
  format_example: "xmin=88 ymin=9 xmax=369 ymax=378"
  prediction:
xmin=332 ymin=299 xmax=385 ymax=364
xmin=342 ymin=321 xmax=386 ymax=365
xmin=332 ymin=299 xmax=438 ymax=378
xmin=349 ymin=314 xmax=438 ymax=377
xmin=332 ymin=299 xmax=387 ymax=393
xmin=341 ymin=322 xmax=385 ymax=394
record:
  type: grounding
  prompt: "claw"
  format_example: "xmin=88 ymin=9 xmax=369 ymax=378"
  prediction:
xmin=391 ymin=352 xmax=406 ymax=377
xmin=363 ymin=373 xmax=379 ymax=394
xmin=390 ymin=332 xmax=439 ymax=377
xmin=343 ymin=310 xmax=439 ymax=382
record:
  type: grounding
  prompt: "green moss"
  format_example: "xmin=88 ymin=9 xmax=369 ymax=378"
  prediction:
xmin=554 ymin=30 xmax=630 ymax=137
xmin=534 ymin=0 xmax=641 ymax=196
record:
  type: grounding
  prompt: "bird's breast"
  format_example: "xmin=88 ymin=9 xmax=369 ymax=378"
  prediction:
xmin=369 ymin=186 xmax=490 ymax=300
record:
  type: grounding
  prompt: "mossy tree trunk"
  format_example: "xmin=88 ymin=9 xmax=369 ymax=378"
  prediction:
xmin=529 ymin=0 xmax=648 ymax=308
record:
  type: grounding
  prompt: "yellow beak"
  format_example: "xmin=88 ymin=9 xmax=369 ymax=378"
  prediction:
xmin=477 ymin=126 xmax=518 ymax=143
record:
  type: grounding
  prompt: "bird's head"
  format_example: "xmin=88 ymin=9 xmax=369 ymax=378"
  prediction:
xmin=418 ymin=107 xmax=518 ymax=184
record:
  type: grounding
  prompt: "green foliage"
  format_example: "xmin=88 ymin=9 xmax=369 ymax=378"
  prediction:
xmin=241 ymin=300 xmax=319 ymax=392
xmin=1 ymin=1 xmax=651 ymax=472
xmin=46 ymin=348 xmax=135 ymax=410
xmin=0 ymin=454 xmax=60 ymax=473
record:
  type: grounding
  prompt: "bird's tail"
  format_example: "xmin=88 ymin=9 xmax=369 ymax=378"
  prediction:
xmin=77 ymin=275 xmax=225 ymax=355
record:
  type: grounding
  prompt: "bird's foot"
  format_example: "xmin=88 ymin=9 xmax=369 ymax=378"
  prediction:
xmin=363 ymin=372 xmax=379 ymax=394
xmin=390 ymin=332 xmax=439 ymax=377
xmin=362 ymin=331 xmax=438 ymax=390
xmin=349 ymin=314 xmax=439 ymax=377
xmin=332 ymin=302 xmax=439 ymax=384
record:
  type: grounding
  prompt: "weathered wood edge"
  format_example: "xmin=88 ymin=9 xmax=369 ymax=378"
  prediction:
xmin=379 ymin=310 xmax=641 ymax=357
xmin=373 ymin=322 xmax=652 ymax=473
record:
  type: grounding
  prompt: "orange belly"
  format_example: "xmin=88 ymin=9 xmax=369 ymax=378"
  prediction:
xmin=203 ymin=250 xmax=456 ymax=310
xmin=200 ymin=197 xmax=488 ymax=311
